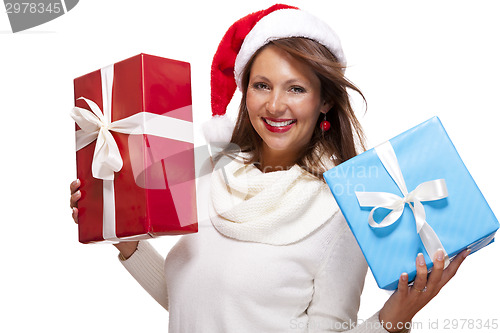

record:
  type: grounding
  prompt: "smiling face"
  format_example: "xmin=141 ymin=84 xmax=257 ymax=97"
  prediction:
xmin=246 ymin=45 xmax=331 ymax=170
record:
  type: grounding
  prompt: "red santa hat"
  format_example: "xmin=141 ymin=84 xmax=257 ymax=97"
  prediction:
xmin=205 ymin=4 xmax=346 ymax=143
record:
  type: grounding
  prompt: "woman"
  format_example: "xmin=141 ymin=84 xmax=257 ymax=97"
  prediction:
xmin=70 ymin=4 xmax=468 ymax=332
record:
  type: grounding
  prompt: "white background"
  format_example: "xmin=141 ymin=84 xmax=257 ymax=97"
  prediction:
xmin=1 ymin=0 xmax=499 ymax=332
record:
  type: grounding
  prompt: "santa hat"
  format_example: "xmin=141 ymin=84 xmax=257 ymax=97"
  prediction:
xmin=205 ymin=4 xmax=346 ymax=143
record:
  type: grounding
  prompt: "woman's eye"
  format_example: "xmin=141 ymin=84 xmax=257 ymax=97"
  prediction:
xmin=253 ymin=82 xmax=269 ymax=90
xmin=290 ymin=86 xmax=306 ymax=93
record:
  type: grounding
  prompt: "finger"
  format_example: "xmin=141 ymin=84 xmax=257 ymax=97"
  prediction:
xmin=72 ymin=207 xmax=79 ymax=224
xmin=70 ymin=190 xmax=81 ymax=208
xmin=397 ymin=272 xmax=410 ymax=295
xmin=412 ymin=253 xmax=428 ymax=292
xmin=427 ymin=248 xmax=445 ymax=292
xmin=70 ymin=179 xmax=80 ymax=194
xmin=440 ymin=249 xmax=470 ymax=287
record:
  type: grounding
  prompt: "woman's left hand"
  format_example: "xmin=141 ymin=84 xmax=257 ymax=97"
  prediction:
xmin=379 ymin=248 xmax=470 ymax=332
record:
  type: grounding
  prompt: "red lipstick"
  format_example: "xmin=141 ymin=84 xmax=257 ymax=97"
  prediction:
xmin=262 ymin=117 xmax=296 ymax=133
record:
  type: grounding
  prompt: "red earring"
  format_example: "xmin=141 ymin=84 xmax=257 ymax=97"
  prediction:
xmin=320 ymin=113 xmax=331 ymax=131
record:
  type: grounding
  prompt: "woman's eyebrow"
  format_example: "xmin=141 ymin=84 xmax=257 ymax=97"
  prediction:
xmin=250 ymin=75 xmax=307 ymax=86
xmin=250 ymin=75 xmax=269 ymax=82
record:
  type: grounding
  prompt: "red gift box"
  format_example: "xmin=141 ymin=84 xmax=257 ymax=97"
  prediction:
xmin=72 ymin=53 xmax=197 ymax=243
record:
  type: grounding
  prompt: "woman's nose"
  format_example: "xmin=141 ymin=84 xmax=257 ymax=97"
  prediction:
xmin=266 ymin=90 xmax=286 ymax=114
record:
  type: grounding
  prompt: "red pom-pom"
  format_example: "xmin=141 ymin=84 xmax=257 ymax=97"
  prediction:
xmin=320 ymin=120 xmax=331 ymax=131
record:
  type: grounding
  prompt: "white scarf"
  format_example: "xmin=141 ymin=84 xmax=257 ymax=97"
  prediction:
xmin=209 ymin=154 xmax=339 ymax=245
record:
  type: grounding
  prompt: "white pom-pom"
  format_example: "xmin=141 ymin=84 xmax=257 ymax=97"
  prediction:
xmin=202 ymin=115 xmax=235 ymax=144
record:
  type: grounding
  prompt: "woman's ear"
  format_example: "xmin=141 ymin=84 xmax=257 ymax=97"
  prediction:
xmin=320 ymin=100 xmax=333 ymax=114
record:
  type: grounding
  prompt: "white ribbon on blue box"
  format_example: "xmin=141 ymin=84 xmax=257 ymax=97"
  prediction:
xmin=323 ymin=116 xmax=499 ymax=290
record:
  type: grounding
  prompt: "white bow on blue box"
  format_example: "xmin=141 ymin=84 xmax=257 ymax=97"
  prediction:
xmin=323 ymin=116 xmax=499 ymax=290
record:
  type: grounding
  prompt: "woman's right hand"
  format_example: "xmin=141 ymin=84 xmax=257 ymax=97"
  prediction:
xmin=70 ymin=179 xmax=81 ymax=223
xmin=69 ymin=179 xmax=138 ymax=259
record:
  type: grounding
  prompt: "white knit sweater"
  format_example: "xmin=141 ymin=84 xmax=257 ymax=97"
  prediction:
xmin=120 ymin=159 xmax=395 ymax=332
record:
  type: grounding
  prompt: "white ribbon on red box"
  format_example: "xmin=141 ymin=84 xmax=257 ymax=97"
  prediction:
xmin=71 ymin=65 xmax=194 ymax=242
xmin=355 ymin=141 xmax=450 ymax=268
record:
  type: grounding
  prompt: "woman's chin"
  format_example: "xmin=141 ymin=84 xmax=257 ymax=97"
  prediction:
xmin=261 ymin=140 xmax=298 ymax=157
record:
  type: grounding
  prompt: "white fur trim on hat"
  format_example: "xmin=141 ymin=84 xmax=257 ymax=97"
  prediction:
xmin=202 ymin=114 xmax=235 ymax=144
xmin=234 ymin=8 xmax=346 ymax=90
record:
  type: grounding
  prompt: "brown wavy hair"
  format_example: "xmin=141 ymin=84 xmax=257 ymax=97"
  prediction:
xmin=225 ymin=37 xmax=366 ymax=181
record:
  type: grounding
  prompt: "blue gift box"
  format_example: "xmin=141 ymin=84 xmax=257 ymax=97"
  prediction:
xmin=323 ymin=116 xmax=499 ymax=290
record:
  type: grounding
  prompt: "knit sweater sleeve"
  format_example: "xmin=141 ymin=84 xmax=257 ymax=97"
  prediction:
xmin=307 ymin=216 xmax=392 ymax=333
xmin=119 ymin=240 xmax=169 ymax=311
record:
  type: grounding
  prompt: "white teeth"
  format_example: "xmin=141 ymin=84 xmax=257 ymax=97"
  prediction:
xmin=264 ymin=119 xmax=295 ymax=127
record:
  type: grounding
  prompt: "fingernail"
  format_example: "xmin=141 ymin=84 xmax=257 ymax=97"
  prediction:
xmin=401 ymin=273 xmax=408 ymax=281
xmin=417 ymin=253 xmax=425 ymax=266
xmin=463 ymin=249 xmax=471 ymax=258
xmin=76 ymin=190 xmax=81 ymax=196
xmin=436 ymin=249 xmax=444 ymax=262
